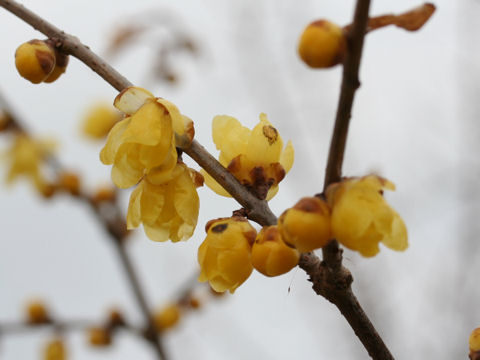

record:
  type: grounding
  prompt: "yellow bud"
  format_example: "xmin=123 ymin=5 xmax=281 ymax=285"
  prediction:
xmin=252 ymin=226 xmax=300 ymax=277
xmin=298 ymin=20 xmax=345 ymax=68
xmin=91 ymin=186 xmax=116 ymax=204
xmin=44 ymin=51 xmax=69 ymax=83
xmin=278 ymin=197 xmax=332 ymax=252
xmin=25 ymin=300 xmax=49 ymax=324
xmin=198 ymin=217 xmax=256 ymax=293
xmin=44 ymin=339 xmax=66 ymax=360
xmin=88 ymin=327 xmax=112 ymax=347
xmin=15 ymin=40 xmax=56 ymax=84
xmin=58 ymin=172 xmax=81 ymax=196
xmin=470 ymin=328 xmax=480 ymax=353
xmin=153 ymin=304 xmax=181 ymax=332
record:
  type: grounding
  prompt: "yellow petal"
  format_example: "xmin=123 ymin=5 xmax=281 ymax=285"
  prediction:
xmin=114 ymin=86 xmax=154 ymax=115
xmin=173 ymin=167 xmax=199 ymax=239
xmin=99 ymin=118 xmax=130 ymax=165
xmin=127 ymin=183 xmax=143 ymax=229
xmin=280 ymin=140 xmax=294 ymax=173
xmin=212 ymin=115 xmax=249 ymax=162
xmin=144 ymin=222 xmax=170 ymax=242
xmin=265 ymin=185 xmax=279 ymax=201
xmin=110 ymin=145 xmax=144 ymax=188
xmin=121 ymin=100 xmax=173 ymax=147
xmin=201 ymin=170 xmax=231 ymax=197
xmin=245 ymin=113 xmax=283 ymax=165
xmin=381 ymin=212 xmax=408 ymax=251
xmin=140 ymin=180 xmax=166 ymax=225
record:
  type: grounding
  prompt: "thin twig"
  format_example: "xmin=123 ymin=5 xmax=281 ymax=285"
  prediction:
xmin=300 ymin=0 xmax=395 ymax=359
xmin=0 ymin=0 xmax=394 ymax=358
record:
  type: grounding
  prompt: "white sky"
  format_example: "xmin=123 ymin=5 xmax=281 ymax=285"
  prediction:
xmin=0 ymin=0 xmax=475 ymax=359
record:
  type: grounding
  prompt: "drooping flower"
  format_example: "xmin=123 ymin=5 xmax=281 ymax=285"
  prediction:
xmin=202 ymin=113 xmax=294 ymax=200
xmin=198 ymin=217 xmax=256 ymax=293
xmin=278 ymin=196 xmax=332 ymax=253
xmin=100 ymin=86 xmax=194 ymax=188
xmin=4 ymin=134 xmax=55 ymax=195
xmin=82 ymin=103 xmax=121 ymax=139
xmin=326 ymin=175 xmax=408 ymax=257
xmin=126 ymin=162 xmax=201 ymax=242
xmin=252 ymin=225 xmax=300 ymax=277
xmin=470 ymin=327 xmax=480 ymax=360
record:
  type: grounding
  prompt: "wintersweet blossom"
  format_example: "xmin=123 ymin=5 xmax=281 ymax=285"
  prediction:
xmin=44 ymin=338 xmax=66 ymax=360
xmin=5 ymin=134 xmax=55 ymax=194
xmin=126 ymin=163 xmax=201 ymax=242
xmin=470 ymin=327 xmax=480 ymax=359
xmin=198 ymin=217 xmax=256 ymax=293
xmin=100 ymin=86 xmax=193 ymax=188
xmin=82 ymin=103 xmax=121 ymax=139
xmin=202 ymin=113 xmax=294 ymax=200
xmin=326 ymin=175 xmax=408 ymax=257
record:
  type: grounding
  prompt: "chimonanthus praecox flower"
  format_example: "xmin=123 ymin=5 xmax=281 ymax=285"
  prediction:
xmin=198 ymin=217 xmax=256 ymax=293
xmin=202 ymin=113 xmax=294 ymax=200
xmin=326 ymin=175 xmax=408 ymax=257
xmin=82 ymin=103 xmax=121 ymax=139
xmin=470 ymin=327 xmax=480 ymax=360
xmin=100 ymin=86 xmax=193 ymax=188
xmin=127 ymin=163 xmax=201 ymax=242
xmin=5 ymin=134 xmax=55 ymax=195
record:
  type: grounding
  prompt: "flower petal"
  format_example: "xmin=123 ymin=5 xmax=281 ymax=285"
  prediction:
xmin=111 ymin=144 xmax=144 ymax=188
xmin=280 ymin=140 xmax=294 ymax=173
xmin=99 ymin=118 xmax=130 ymax=165
xmin=114 ymin=86 xmax=154 ymax=115
xmin=245 ymin=113 xmax=283 ymax=165
xmin=126 ymin=183 xmax=143 ymax=229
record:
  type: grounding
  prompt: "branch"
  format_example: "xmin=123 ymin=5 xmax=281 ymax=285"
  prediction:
xmin=0 ymin=0 xmax=394 ymax=358
xmin=299 ymin=0 xmax=395 ymax=359
xmin=0 ymin=91 xmax=167 ymax=360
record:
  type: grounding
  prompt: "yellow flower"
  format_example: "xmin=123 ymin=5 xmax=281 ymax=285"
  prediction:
xmin=298 ymin=20 xmax=345 ymax=68
xmin=82 ymin=103 xmax=121 ymax=139
xmin=252 ymin=226 xmax=299 ymax=277
xmin=100 ymin=86 xmax=194 ymax=189
xmin=4 ymin=134 xmax=55 ymax=194
xmin=198 ymin=217 xmax=256 ymax=293
xmin=470 ymin=327 xmax=480 ymax=355
xmin=127 ymin=162 xmax=200 ymax=242
xmin=44 ymin=339 xmax=66 ymax=360
xmin=153 ymin=304 xmax=182 ymax=332
xmin=15 ymin=40 xmax=56 ymax=84
xmin=278 ymin=197 xmax=332 ymax=253
xmin=326 ymin=175 xmax=408 ymax=257
xmin=202 ymin=113 xmax=294 ymax=200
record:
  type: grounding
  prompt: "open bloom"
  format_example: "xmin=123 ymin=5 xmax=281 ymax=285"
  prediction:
xmin=202 ymin=113 xmax=294 ymax=200
xmin=198 ymin=217 xmax=256 ymax=293
xmin=100 ymin=86 xmax=193 ymax=188
xmin=5 ymin=134 xmax=55 ymax=194
xmin=127 ymin=163 xmax=201 ymax=242
xmin=326 ymin=175 xmax=408 ymax=257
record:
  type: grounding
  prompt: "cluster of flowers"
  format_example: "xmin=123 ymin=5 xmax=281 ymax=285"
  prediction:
xmin=100 ymin=87 xmax=200 ymax=242
xmin=15 ymin=39 xmax=69 ymax=84
xmin=198 ymin=175 xmax=408 ymax=293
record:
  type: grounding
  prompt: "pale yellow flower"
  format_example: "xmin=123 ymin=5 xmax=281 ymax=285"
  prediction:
xmin=252 ymin=226 xmax=299 ymax=277
xmin=202 ymin=113 xmax=294 ymax=200
xmin=82 ymin=103 xmax=121 ymax=139
xmin=100 ymin=86 xmax=193 ymax=189
xmin=44 ymin=338 xmax=66 ymax=360
xmin=127 ymin=163 xmax=200 ymax=242
xmin=4 ymin=134 xmax=55 ymax=194
xmin=198 ymin=217 xmax=256 ymax=293
xmin=470 ymin=327 xmax=480 ymax=354
xmin=326 ymin=175 xmax=408 ymax=257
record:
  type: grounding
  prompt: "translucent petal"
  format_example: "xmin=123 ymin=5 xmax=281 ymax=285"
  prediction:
xmin=156 ymin=98 xmax=183 ymax=135
xmin=138 ymin=136 xmax=175 ymax=170
xmin=110 ymin=145 xmax=144 ymax=188
xmin=246 ymin=114 xmax=283 ymax=165
xmin=126 ymin=183 xmax=143 ymax=229
xmin=382 ymin=212 xmax=408 ymax=251
xmin=114 ymin=86 xmax=154 ymax=115
xmin=279 ymin=140 xmax=294 ymax=173
xmin=265 ymin=185 xmax=279 ymax=201
xmin=121 ymin=100 xmax=173 ymax=147
xmin=146 ymin=154 xmax=182 ymax=185
xmin=212 ymin=115 xmax=249 ymax=162
xmin=99 ymin=118 xmax=130 ymax=165
xmin=140 ymin=180 xmax=166 ymax=225
xmin=143 ymin=222 xmax=170 ymax=242
xmin=174 ymin=168 xmax=199 ymax=230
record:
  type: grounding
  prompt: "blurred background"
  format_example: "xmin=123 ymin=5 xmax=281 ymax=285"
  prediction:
xmin=0 ymin=0 xmax=475 ymax=358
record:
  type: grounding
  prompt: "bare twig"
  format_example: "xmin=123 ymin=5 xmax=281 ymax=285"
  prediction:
xmin=0 ymin=0 xmax=396 ymax=358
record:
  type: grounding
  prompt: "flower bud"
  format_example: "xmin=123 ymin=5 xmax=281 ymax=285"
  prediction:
xmin=88 ymin=327 xmax=112 ymax=347
xmin=252 ymin=226 xmax=300 ymax=277
xmin=470 ymin=327 xmax=480 ymax=359
xmin=153 ymin=304 xmax=181 ymax=332
xmin=44 ymin=50 xmax=69 ymax=83
xmin=25 ymin=300 xmax=50 ymax=324
xmin=15 ymin=40 xmax=56 ymax=84
xmin=298 ymin=20 xmax=345 ymax=68
xmin=44 ymin=338 xmax=66 ymax=360
xmin=58 ymin=172 xmax=81 ymax=196
xmin=198 ymin=217 xmax=256 ymax=293
xmin=278 ymin=197 xmax=332 ymax=252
